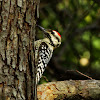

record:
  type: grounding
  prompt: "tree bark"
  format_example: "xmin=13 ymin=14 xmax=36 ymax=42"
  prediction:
xmin=37 ymin=80 xmax=100 ymax=100
xmin=0 ymin=0 xmax=39 ymax=99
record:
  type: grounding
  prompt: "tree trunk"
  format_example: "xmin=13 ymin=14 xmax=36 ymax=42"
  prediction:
xmin=0 ymin=0 xmax=39 ymax=99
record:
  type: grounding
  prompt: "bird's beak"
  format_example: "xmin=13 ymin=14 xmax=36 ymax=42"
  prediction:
xmin=36 ymin=25 xmax=50 ymax=35
xmin=37 ymin=25 xmax=47 ymax=33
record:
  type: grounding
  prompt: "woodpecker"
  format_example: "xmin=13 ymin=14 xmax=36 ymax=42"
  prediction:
xmin=35 ymin=25 xmax=61 ymax=84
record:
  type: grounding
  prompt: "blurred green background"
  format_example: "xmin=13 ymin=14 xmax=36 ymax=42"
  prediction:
xmin=36 ymin=0 xmax=100 ymax=84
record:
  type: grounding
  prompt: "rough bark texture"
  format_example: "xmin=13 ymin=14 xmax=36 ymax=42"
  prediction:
xmin=0 ymin=0 xmax=39 ymax=99
xmin=37 ymin=80 xmax=100 ymax=100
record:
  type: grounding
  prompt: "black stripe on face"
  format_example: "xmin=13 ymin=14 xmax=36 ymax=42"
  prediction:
xmin=54 ymin=35 xmax=60 ymax=42
xmin=51 ymin=31 xmax=60 ymax=42
xmin=52 ymin=34 xmax=61 ymax=47
xmin=47 ymin=34 xmax=55 ymax=47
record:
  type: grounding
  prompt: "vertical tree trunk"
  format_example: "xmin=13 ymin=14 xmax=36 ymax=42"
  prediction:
xmin=0 ymin=0 xmax=39 ymax=99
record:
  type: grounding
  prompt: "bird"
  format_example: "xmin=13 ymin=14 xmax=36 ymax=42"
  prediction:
xmin=35 ymin=25 xmax=61 ymax=84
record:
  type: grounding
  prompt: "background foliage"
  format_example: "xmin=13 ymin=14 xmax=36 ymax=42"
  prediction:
xmin=36 ymin=0 xmax=100 ymax=84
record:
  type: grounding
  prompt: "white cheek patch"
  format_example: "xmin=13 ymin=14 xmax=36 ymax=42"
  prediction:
xmin=50 ymin=34 xmax=58 ymax=45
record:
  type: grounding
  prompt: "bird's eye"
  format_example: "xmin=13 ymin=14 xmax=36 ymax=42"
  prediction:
xmin=51 ymin=31 xmax=54 ymax=34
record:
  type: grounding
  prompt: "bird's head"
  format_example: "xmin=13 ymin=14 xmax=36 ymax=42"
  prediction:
xmin=37 ymin=25 xmax=61 ymax=48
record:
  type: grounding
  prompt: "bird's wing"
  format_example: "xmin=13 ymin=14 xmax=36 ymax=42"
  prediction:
xmin=36 ymin=42 xmax=53 ymax=83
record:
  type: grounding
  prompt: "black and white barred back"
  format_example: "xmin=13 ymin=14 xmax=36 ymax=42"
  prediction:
xmin=35 ymin=42 xmax=53 ymax=83
xmin=35 ymin=26 xmax=61 ymax=84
